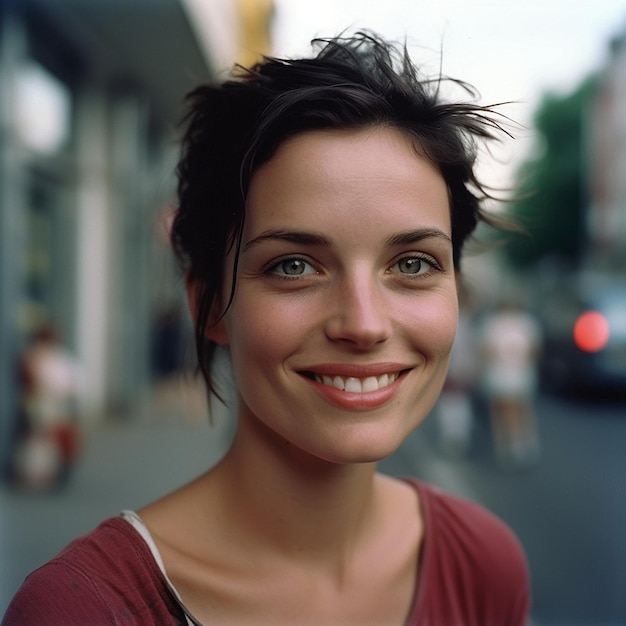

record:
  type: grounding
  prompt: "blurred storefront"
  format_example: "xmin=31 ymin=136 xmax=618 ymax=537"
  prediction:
xmin=0 ymin=0 xmax=275 ymax=473
xmin=587 ymin=27 xmax=626 ymax=271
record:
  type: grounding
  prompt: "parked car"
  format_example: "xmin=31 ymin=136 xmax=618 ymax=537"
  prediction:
xmin=537 ymin=274 xmax=626 ymax=396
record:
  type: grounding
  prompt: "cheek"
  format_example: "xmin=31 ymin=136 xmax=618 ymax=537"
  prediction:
xmin=225 ymin=298 xmax=298 ymax=370
xmin=440 ymin=298 xmax=459 ymax=350
xmin=406 ymin=292 xmax=458 ymax=358
xmin=227 ymin=314 xmax=269 ymax=365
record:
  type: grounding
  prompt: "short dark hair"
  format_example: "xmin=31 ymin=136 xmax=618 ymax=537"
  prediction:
xmin=171 ymin=31 xmax=509 ymax=397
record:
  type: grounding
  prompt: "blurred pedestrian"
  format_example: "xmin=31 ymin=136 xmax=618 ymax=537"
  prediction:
xmin=150 ymin=303 xmax=185 ymax=414
xmin=480 ymin=294 xmax=542 ymax=468
xmin=436 ymin=291 xmax=479 ymax=456
xmin=13 ymin=323 xmax=82 ymax=489
xmin=4 ymin=32 xmax=530 ymax=625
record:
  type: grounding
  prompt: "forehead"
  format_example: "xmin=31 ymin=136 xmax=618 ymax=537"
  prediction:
xmin=245 ymin=126 xmax=450 ymax=237
xmin=257 ymin=126 xmax=437 ymax=184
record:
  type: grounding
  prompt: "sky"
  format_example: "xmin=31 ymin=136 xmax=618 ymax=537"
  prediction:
xmin=271 ymin=0 xmax=626 ymax=186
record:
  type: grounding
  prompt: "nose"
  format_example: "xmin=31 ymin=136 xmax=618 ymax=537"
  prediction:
xmin=324 ymin=271 xmax=393 ymax=349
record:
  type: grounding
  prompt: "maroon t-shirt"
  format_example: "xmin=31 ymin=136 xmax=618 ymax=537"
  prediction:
xmin=3 ymin=480 xmax=530 ymax=625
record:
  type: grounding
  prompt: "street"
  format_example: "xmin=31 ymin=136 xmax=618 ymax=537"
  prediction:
xmin=2 ymin=391 xmax=625 ymax=625
xmin=380 ymin=392 xmax=626 ymax=626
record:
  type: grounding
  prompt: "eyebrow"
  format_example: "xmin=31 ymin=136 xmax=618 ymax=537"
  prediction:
xmin=243 ymin=230 xmax=331 ymax=251
xmin=243 ymin=227 xmax=452 ymax=252
xmin=387 ymin=228 xmax=453 ymax=247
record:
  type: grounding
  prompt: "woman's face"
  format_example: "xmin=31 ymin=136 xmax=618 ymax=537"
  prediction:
xmin=215 ymin=126 xmax=458 ymax=464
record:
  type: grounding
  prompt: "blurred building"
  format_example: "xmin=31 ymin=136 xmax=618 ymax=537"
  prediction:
xmin=586 ymin=26 xmax=626 ymax=271
xmin=0 ymin=0 xmax=274 ymax=472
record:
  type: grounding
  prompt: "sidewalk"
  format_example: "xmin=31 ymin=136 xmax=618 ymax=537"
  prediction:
xmin=0 ymin=385 xmax=235 ymax=616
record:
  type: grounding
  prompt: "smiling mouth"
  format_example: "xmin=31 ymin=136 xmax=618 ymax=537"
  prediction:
xmin=301 ymin=371 xmax=405 ymax=393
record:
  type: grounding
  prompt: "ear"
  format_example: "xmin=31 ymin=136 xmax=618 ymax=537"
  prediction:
xmin=185 ymin=273 xmax=230 ymax=346
xmin=206 ymin=318 xmax=229 ymax=346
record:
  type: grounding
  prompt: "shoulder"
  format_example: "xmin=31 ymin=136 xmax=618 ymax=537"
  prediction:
xmin=3 ymin=517 xmax=185 ymax=625
xmin=420 ymin=480 xmax=526 ymax=560
xmin=407 ymin=480 xmax=530 ymax=625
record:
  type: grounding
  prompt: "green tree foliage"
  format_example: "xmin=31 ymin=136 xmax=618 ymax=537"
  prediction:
xmin=504 ymin=76 xmax=598 ymax=268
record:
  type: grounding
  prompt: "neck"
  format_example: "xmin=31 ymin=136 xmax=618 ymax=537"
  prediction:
xmin=209 ymin=410 xmax=382 ymax=567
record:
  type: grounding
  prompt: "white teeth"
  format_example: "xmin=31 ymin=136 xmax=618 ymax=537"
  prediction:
xmin=345 ymin=377 xmax=362 ymax=393
xmin=362 ymin=377 xmax=379 ymax=392
xmin=313 ymin=372 xmax=399 ymax=393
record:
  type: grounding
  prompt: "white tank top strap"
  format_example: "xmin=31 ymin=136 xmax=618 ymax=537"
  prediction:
xmin=120 ymin=510 xmax=203 ymax=626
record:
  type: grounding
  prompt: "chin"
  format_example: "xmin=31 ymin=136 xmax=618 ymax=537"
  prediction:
xmin=314 ymin=426 xmax=414 ymax=466
xmin=322 ymin=447 xmax=400 ymax=467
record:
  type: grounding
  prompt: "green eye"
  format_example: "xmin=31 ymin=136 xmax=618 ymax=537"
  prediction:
xmin=389 ymin=255 xmax=440 ymax=276
xmin=394 ymin=257 xmax=428 ymax=274
xmin=280 ymin=259 xmax=308 ymax=275
xmin=265 ymin=257 xmax=317 ymax=277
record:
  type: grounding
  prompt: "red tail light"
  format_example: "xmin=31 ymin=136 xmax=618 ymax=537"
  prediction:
xmin=573 ymin=311 xmax=610 ymax=352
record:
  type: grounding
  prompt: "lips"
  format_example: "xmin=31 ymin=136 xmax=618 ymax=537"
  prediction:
xmin=298 ymin=366 xmax=409 ymax=410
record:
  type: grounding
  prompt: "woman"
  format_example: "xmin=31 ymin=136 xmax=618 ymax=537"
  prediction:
xmin=3 ymin=32 xmax=530 ymax=625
